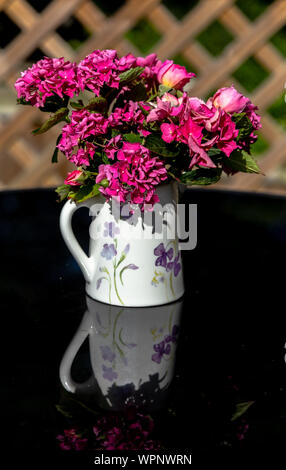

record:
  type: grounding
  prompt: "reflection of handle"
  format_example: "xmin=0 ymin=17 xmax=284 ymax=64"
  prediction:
xmin=59 ymin=312 xmax=95 ymax=393
xmin=60 ymin=199 xmax=94 ymax=282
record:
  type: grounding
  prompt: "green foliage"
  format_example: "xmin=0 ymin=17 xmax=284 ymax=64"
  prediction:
xmin=180 ymin=167 xmax=222 ymax=185
xmin=84 ymin=96 xmax=108 ymax=113
xmin=68 ymin=181 xmax=100 ymax=203
xmin=231 ymin=401 xmax=255 ymax=422
xmin=232 ymin=112 xmax=253 ymax=139
xmin=123 ymin=133 xmax=143 ymax=143
xmin=119 ymin=66 xmax=144 ymax=85
xmin=144 ymin=134 xmax=179 ymax=158
xmin=55 ymin=184 xmax=70 ymax=202
xmin=32 ymin=107 xmax=69 ymax=135
xmin=51 ymin=134 xmax=62 ymax=163
xmin=223 ymin=150 xmax=261 ymax=174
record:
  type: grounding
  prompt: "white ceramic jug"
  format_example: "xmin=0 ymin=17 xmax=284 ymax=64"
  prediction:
xmin=60 ymin=182 xmax=184 ymax=307
xmin=59 ymin=296 xmax=183 ymax=410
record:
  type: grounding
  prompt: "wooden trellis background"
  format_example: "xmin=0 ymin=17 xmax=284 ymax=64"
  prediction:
xmin=0 ymin=0 xmax=286 ymax=193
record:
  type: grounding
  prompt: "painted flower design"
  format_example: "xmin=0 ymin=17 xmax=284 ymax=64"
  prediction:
xmin=154 ymin=243 xmax=173 ymax=268
xmin=152 ymin=242 xmax=181 ymax=299
xmin=104 ymin=221 xmax=120 ymax=238
xmin=100 ymin=345 xmax=116 ymax=363
xmin=164 ymin=325 xmax=180 ymax=343
xmin=101 ymin=243 xmax=117 ymax=260
xmin=152 ymin=340 xmax=171 ymax=364
xmin=172 ymin=254 xmax=181 ymax=277
xmin=102 ymin=364 xmax=118 ymax=382
xmin=151 ymin=323 xmax=179 ymax=364
xmin=96 ymin=221 xmax=139 ymax=305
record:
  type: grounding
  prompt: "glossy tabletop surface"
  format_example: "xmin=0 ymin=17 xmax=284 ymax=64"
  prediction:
xmin=1 ymin=187 xmax=286 ymax=465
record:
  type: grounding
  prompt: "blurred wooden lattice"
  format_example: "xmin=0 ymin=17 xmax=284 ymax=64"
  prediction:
xmin=0 ymin=0 xmax=285 ymax=193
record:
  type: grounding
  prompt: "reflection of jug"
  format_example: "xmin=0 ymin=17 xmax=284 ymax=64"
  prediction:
xmin=60 ymin=296 xmax=183 ymax=410
xmin=60 ymin=183 xmax=184 ymax=307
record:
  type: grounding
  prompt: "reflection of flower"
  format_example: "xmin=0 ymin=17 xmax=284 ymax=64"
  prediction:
xmin=92 ymin=408 xmax=161 ymax=450
xmin=152 ymin=340 xmax=171 ymax=364
xmin=101 ymin=243 xmax=117 ymax=260
xmin=104 ymin=221 xmax=120 ymax=238
xmin=100 ymin=345 xmax=115 ymax=363
xmin=164 ymin=325 xmax=180 ymax=343
xmin=173 ymin=254 xmax=181 ymax=277
xmin=56 ymin=429 xmax=88 ymax=451
xmin=154 ymin=243 xmax=173 ymax=268
xmin=152 ymin=324 xmax=179 ymax=364
xmin=102 ymin=364 xmax=118 ymax=382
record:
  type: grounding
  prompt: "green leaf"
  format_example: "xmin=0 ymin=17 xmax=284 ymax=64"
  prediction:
xmin=138 ymin=103 xmax=149 ymax=117
xmin=32 ymin=107 xmax=69 ymax=135
xmin=180 ymin=167 xmax=222 ymax=185
xmin=231 ymin=401 xmax=254 ymax=422
xmin=232 ymin=112 xmax=253 ymax=139
xmin=55 ymin=184 xmax=70 ymax=202
xmin=119 ymin=66 xmax=144 ymax=85
xmin=102 ymin=153 xmax=110 ymax=164
xmin=224 ymin=150 xmax=261 ymax=174
xmin=52 ymin=134 xmax=62 ymax=163
xmin=119 ymin=264 xmax=139 ymax=285
xmin=158 ymin=85 xmax=172 ymax=96
xmin=17 ymin=97 xmax=32 ymax=106
xmin=55 ymin=404 xmax=73 ymax=418
xmin=39 ymin=94 xmax=69 ymax=113
xmin=144 ymin=134 xmax=179 ymax=158
xmin=207 ymin=148 xmax=223 ymax=157
xmin=70 ymin=182 xmax=100 ymax=203
xmin=123 ymin=133 xmax=143 ymax=144
xmin=84 ymin=96 xmax=107 ymax=113
xmin=70 ymin=101 xmax=84 ymax=110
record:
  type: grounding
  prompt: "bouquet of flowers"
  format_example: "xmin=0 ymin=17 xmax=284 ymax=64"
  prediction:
xmin=15 ymin=49 xmax=262 ymax=208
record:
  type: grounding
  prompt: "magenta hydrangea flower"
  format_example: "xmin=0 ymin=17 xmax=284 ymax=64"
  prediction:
xmin=96 ymin=143 xmax=167 ymax=207
xmin=15 ymin=56 xmax=79 ymax=107
xmin=58 ymin=109 xmax=108 ymax=162
xmin=92 ymin=409 xmax=161 ymax=450
xmin=56 ymin=429 xmax=88 ymax=451
xmin=77 ymin=49 xmax=137 ymax=95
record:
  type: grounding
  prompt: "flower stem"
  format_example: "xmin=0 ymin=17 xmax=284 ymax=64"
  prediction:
xmin=114 ymin=267 xmax=124 ymax=305
xmin=169 ymin=271 xmax=175 ymax=297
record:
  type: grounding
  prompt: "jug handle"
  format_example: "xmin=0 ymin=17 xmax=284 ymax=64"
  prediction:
xmin=59 ymin=312 xmax=95 ymax=393
xmin=60 ymin=199 xmax=95 ymax=283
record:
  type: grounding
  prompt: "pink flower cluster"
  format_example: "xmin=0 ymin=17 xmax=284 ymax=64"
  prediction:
xmin=56 ymin=428 xmax=88 ymax=451
xmin=96 ymin=142 xmax=167 ymax=205
xmin=15 ymin=48 xmax=261 ymax=206
xmin=58 ymin=100 xmax=151 ymax=169
xmin=77 ymin=49 xmax=137 ymax=95
xmin=148 ymin=85 xmax=261 ymax=169
xmin=58 ymin=108 xmax=109 ymax=165
xmin=92 ymin=409 xmax=161 ymax=450
xmin=15 ymin=57 xmax=79 ymax=107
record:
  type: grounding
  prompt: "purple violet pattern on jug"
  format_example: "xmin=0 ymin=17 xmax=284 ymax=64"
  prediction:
xmin=96 ymin=221 xmax=138 ymax=305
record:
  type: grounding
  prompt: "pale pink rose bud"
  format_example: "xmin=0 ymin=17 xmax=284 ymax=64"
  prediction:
xmin=64 ymin=170 xmax=83 ymax=186
xmin=157 ymin=60 xmax=195 ymax=90
xmin=212 ymin=85 xmax=249 ymax=114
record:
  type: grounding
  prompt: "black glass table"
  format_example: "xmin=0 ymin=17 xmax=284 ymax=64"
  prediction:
xmin=1 ymin=187 xmax=286 ymax=465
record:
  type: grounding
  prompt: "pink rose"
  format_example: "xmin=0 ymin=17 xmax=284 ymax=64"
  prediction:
xmin=64 ymin=170 xmax=83 ymax=186
xmin=212 ymin=85 xmax=249 ymax=114
xmin=157 ymin=60 xmax=195 ymax=90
